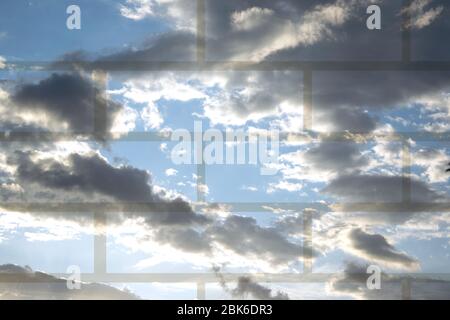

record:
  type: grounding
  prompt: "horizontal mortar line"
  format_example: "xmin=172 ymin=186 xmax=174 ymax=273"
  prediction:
xmin=1 ymin=273 xmax=449 ymax=284
xmin=2 ymin=131 xmax=450 ymax=142
xmin=7 ymin=61 xmax=450 ymax=72
xmin=1 ymin=202 xmax=449 ymax=213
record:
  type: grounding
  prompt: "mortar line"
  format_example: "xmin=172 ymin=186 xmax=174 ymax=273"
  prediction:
xmin=196 ymin=0 xmax=206 ymax=63
xmin=402 ymin=142 xmax=412 ymax=203
xmin=303 ymin=210 xmax=313 ymax=273
xmin=197 ymin=282 xmax=206 ymax=300
xmin=401 ymin=0 xmax=412 ymax=62
xmin=303 ymin=70 xmax=313 ymax=131
xmin=94 ymin=212 xmax=107 ymax=275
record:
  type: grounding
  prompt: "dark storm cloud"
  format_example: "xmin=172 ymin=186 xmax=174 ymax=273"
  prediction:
xmin=11 ymin=73 xmax=121 ymax=138
xmin=98 ymin=32 xmax=197 ymax=63
xmin=323 ymin=174 xmax=441 ymax=203
xmin=144 ymin=213 xmax=310 ymax=262
xmin=202 ymin=0 xmax=449 ymax=129
xmin=303 ymin=142 xmax=369 ymax=174
xmin=51 ymin=1 xmax=450 ymax=132
xmin=313 ymin=71 xmax=450 ymax=112
xmin=322 ymin=174 xmax=444 ymax=223
xmin=207 ymin=215 xmax=312 ymax=265
xmin=348 ymin=228 xmax=419 ymax=269
xmin=155 ymin=227 xmax=212 ymax=253
xmin=2 ymin=150 xmax=309 ymax=264
xmin=7 ymin=151 xmax=209 ymax=227
xmin=53 ymin=32 xmax=196 ymax=70
xmin=316 ymin=107 xmax=378 ymax=133
xmin=0 ymin=264 xmax=139 ymax=300
xmin=213 ymin=266 xmax=290 ymax=300
xmin=13 ymin=151 xmax=153 ymax=202
xmin=274 ymin=209 xmax=318 ymax=236
xmin=206 ymin=0 xmax=402 ymax=61
xmin=411 ymin=0 xmax=450 ymax=60
xmin=232 ymin=277 xmax=290 ymax=300
xmin=330 ymin=262 xmax=450 ymax=300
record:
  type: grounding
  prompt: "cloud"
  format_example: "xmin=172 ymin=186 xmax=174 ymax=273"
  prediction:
xmin=346 ymin=229 xmax=420 ymax=270
xmin=314 ymin=107 xmax=378 ymax=133
xmin=0 ymin=264 xmax=138 ymax=300
xmin=11 ymin=151 xmax=153 ymax=202
xmin=414 ymin=147 xmax=450 ymax=183
xmin=231 ymin=277 xmax=290 ymax=300
xmin=141 ymin=103 xmax=164 ymax=130
xmin=165 ymin=168 xmax=178 ymax=177
xmin=402 ymin=0 xmax=444 ymax=30
xmin=57 ymin=2 xmax=450 ymax=130
xmin=207 ymin=215 xmax=312 ymax=265
xmin=213 ymin=266 xmax=289 ymax=300
xmin=0 ymin=56 xmax=6 ymax=69
xmin=11 ymin=73 xmax=123 ymax=139
xmin=6 ymin=151 xmax=209 ymax=227
xmin=231 ymin=7 xmax=275 ymax=32
xmin=2 ymin=0 xmax=450 ymax=288
xmin=95 ymin=31 xmax=196 ymax=63
xmin=206 ymin=0 xmax=355 ymax=62
xmin=275 ymin=209 xmax=317 ymax=237
xmin=120 ymin=0 xmax=154 ymax=21
xmin=279 ymin=142 xmax=370 ymax=182
xmin=267 ymin=180 xmax=303 ymax=193
xmin=322 ymin=174 xmax=444 ymax=223
xmin=329 ymin=262 xmax=450 ymax=300
xmin=1 ymin=150 xmax=312 ymax=268
xmin=323 ymin=174 xmax=441 ymax=203
xmin=119 ymin=0 xmax=196 ymax=30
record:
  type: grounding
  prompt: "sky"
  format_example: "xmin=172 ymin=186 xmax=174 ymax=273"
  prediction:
xmin=0 ymin=0 xmax=450 ymax=300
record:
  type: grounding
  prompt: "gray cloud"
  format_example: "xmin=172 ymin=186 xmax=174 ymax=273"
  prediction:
xmin=330 ymin=262 xmax=450 ymax=300
xmin=275 ymin=209 xmax=318 ymax=236
xmin=348 ymin=228 xmax=419 ymax=269
xmin=232 ymin=277 xmax=290 ymax=300
xmin=205 ymin=0 xmax=402 ymax=61
xmin=2 ymin=151 xmax=310 ymax=265
xmin=0 ymin=264 xmax=138 ymax=300
xmin=11 ymin=73 xmax=121 ymax=139
xmin=207 ymin=215 xmax=312 ymax=265
xmin=95 ymin=31 xmax=196 ymax=63
xmin=7 ymin=151 xmax=209 ymax=227
xmin=323 ymin=174 xmax=441 ymax=203
xmin=213 ymin=266 xmax=290 ymax=300
xmin=322 ymin=174 xmax=444 ymax=223
xmin=50 ymin=1 xmax=450 ymax=132
xmin=303 ymin=142 xmax=369 ymax=174
xmin=315 ymin=107 xmax=378 ymax=133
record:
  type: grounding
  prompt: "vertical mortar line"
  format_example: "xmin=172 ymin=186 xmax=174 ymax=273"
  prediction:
xmin=401 ymin=0 xmax=412 ymax=62
xmin=303 ymin=69 xmax=313 ymax=131
xmin=195 ymin=116 xmax=206 ymax=203
xmin=92 ymin=70 xmax=108 ymax=141
xmin=195 ymin=0 xmax=206 ymax=296
xmin=197 ymin=282 xmax=206 ymax=300
xmin=94 ymin=212 xmax=107 ymax=275
xmin=196 ymin=0 xmax=206 ymax=63
xmin=401 ymin=278 xmax=412 ymax=300
xmin=303 ymin=209 xmax=313 ymax=274
xmin=92 ymin=70 xmax=108 ymax=277
xmin=196 ymin=154 xmax=206 ymax=202
xmin=197 ymin=164 xmax=206 ymax=202
xmin=402 ymin=141 xmax=412 ymax=203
